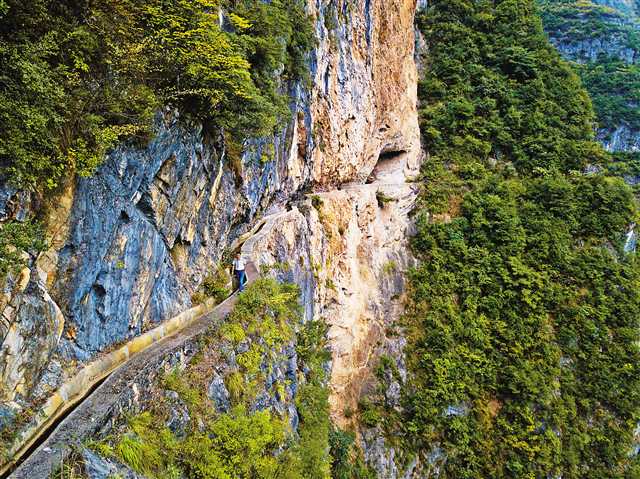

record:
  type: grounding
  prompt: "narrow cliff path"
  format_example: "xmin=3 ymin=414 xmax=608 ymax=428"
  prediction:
xmin=5 ymin=262 xmax=259 ymax=479
xmin=5 ymin=145 xmax=416 ymax=476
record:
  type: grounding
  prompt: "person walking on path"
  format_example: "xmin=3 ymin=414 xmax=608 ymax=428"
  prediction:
xmin=233 ymin=252 xmax=247 ymax=292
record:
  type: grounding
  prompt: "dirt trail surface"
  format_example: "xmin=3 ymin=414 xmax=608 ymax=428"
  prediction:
xmin=8 ymin=262 xmax=258 ymax=479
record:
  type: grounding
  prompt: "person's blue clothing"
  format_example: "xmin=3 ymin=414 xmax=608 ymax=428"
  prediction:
xmin=235 ymin=269 xmax=247 ymax=291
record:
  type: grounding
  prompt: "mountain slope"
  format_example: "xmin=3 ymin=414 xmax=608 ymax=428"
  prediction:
xmin=0 ymin=0 xmax=422 ymax=476
xmin=368 ymin=1 xmax=640 ymax=477
xmin=539 ymin=0 xmax=640 ymax=153
xmin=2 ymin=0 xmax=640 ymax=478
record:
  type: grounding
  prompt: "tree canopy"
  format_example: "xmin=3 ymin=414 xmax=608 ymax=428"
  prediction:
xmin=0 ymin=0 xmax=313 ymax=190
xmin=379 ymin=1 xmax=640 ymax=477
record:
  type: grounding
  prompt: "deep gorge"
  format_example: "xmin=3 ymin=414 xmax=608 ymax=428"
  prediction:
xmin=1 ymin=0 xmax=640 ymax=478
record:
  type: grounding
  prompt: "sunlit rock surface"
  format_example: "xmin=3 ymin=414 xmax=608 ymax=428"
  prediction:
xmin=0 ymin=0 xmax=423 ymax=475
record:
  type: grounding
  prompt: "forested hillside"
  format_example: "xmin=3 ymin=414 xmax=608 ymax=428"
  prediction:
xmin=538 ymin=0 xmax=640 ymax=158
xmin=3 ymin=0 xmax=640 ymax=477
xmin=0 ymin=0 xmax=311 ymax=192
xmin=373 ymin=0 xmax=640 ymax=477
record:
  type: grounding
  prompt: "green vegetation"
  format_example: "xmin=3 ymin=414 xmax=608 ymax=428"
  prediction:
xmin=375 ymin=190 xmax=394 ymax=208
xmin=576 ymin=59 xmax=640 ymax=132
xmin=0 ymin=0 xmax=313 ymax=191
xmin=295 ymin=379 xmax=332 ymax=478
xmin=538 ymin=0 xmax=640 ymax=47
xmin=381 ymin=1 xmax=640 ymax=477
xmin=191 ymin=263 xmax=230 ymax=306
xmin=609 ymin=151 xmax=640 ymax=195
xmin=311 ymin=195 xmax=324 ymax=212
xmin=329 ymin=428 xmax=375 ymax=479
xmin=111 ymin=407 xmax=291 ymax=479
xmin=294 ymin=319 xmax=374 ymax=478
xmin=292 ymin=319 xmax=337 ymax=479
xmin=261 ymin=261 xmax=292 ymax=275
xmin=94 ymin=280 xmax=334 ymax=479
xmin=50 ymin=446 xmax=88 ymax=479
xmin=0 ymin=219 xmax=46 ymax=280
xmin=296 ymin=318 xmax=331 ymax=372
xmin=538 ymin=1 xmax=640 ymax=139
xmin=382 ymin=260 xmax=398 ymax=276
xmin=224 ymin=278 xmax=298 ymax=351
xmin=260 ymin=143 xmax=276 ymax=165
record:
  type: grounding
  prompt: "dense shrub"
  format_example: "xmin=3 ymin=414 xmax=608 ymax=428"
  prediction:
xmin=192 ymin=263 xmax=230 ymax=305
xmin=0 ymin=220 xmax=46 ymax=280
xmin=577 ymin=59 xmax=640 ymax=132
xmin=538 ymin=1 xmax=640 ymax=135
xmin=100 ymin=280 xmax=334 ymax=479
xmin=0 ymin=0 xmax=313 ymax=190
xmin=390 ymin=1 xmax=640 ymax=477
xmin=329 ymin=428 xmax=375 ymax=479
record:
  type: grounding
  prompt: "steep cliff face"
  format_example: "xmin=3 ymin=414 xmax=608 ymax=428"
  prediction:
xmin=307 ymin=0 xmax=421 ymax=186
xmin=540 ymin=0 xmax=640 ymax=64
xmin=246 ymin=180 xmax=417 ymax=426
xmin=539 ymin=0 xmax=640 ymax=153
xmin=285 ymin=0 xmax=421 ymax=423
xmin=600 ymin=123 xmax=640 ymax=151
xmin=0 ymin=115 xmax=298 ymax=407
xmin=0 ymin=0 xmax=421 ymax=471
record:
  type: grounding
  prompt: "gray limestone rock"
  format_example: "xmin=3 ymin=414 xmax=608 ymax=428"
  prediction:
xmin=1 ymin=277 xmax=65 ymax=403
xmin=207 ymin=374 xmax=231 ymax=413
xmin=81 ymin=447 xmax=146 ymax=479
xmin=81 ymin=447 xmax=118 ymax=479
xmin=164 ymin=390 xmax=191 ymax=437
xmin=598 ymin=124 xmax=640 ymax=153
xmin=0 ymin=404 xmax=16 ymax=430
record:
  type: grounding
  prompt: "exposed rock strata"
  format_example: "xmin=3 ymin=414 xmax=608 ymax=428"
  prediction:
xmin=278 ymin=0 xmax=421 ymax=424
xmin=246 ymin=174 xmax=418 ymax=426
xmin=1 ymin=0 xmax=422 ymax=474
xmin=598 ymin=123 xmax=640 ymax=152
